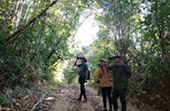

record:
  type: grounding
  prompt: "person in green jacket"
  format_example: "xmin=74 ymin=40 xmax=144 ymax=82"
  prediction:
xmin=74 ymin=57 xmax=88 ymax=102
xmin=107 ymin=55 xmax=132 ymax=111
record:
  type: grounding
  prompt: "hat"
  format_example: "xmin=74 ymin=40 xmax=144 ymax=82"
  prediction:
xmin=99 ymin=59 xmax=106 ymax=62
xmin=81 ymin=57 xmax=87 ymax=62
xmin=113 ymin=55 xmax=121 ymax=59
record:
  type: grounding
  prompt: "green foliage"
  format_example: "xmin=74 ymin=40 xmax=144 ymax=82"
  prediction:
xmin=0 ymin=0 xmax=89 ymax=89
xmin=0 ymin=97 xmax=11 ymax=105
xmin=63 ymin=61 xmax=79 ymax=84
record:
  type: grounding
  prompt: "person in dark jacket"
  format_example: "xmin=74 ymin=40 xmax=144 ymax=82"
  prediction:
xmin=107 ymin=56 xmax=132 ymax=111
xmin=74 ymin=57 xmax=88 ymax=102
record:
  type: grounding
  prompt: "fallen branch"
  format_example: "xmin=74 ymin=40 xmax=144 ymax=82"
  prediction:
xmin=31 ymin=92 xmax=49 ymax=111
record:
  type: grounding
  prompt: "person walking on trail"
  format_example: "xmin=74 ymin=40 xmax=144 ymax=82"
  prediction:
xmin=107 ymin=55 xmax=132 ymax=111
xmin=95 ymin=59 xmax=113 ymax=111
xmin=74 ymin=57 xmax=88 ymax=102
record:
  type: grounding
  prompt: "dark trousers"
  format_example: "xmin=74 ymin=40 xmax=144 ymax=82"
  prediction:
xmin=102 ymin=87 xmax=112 ymax=109
xmin=112 ymin=88 xmax=127 ymax=111
xmin=79 ymin=77 xmax=86 ymax=99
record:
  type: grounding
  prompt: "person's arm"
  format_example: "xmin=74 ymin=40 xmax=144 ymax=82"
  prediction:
xmin=74 ymin=59 xmax=78 ymax=66
xmin=124 ymin=65 xmax=132 ymax=79
xmin=107 ymin=59 xmax=114 ymax=72
xmin=106 ymin=59 xmax=112 ymax=70
xmin=84 ymin=64 xmax=88 ymax=82
xmin=85 ymin=69 xmax=88 ymax=82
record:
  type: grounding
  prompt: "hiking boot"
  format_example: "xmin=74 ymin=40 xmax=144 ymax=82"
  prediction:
xmin=103 ymin=108 xmax=107 ymax=111
xmin=84 ymin=98 xmax=87 ymax=102
xmin=77 ymin=98 xmax=81 ymax=101
xmin=109 ymin=109 xmax=113 ymax=111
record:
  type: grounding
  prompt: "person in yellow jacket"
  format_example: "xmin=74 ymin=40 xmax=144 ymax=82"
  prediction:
xmin=95 ymin=59 xmax=113 ymax=111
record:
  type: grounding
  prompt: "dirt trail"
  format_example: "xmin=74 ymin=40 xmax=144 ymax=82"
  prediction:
xmin=51 ymin=85 xmax=142 ymax=111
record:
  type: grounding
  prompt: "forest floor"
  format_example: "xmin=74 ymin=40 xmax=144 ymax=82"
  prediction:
xmin=49 ymin=85 xmax=147 ymax=111
xmin=1 ymin=84 xmax=169 ymax=111
xmin=0 ymin=84 xmax=155 ymax=111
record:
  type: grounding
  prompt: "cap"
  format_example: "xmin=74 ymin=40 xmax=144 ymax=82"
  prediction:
xmin=113 ymin=55 xmax=121 ymax=59
xmin=81 ymin=57 xmax=87 ymax=62
xmin=99 ymin=59 xmax=106 ymax=62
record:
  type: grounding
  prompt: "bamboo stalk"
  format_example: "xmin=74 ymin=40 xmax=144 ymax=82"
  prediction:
xmin=7 ymin=0 xmax=58 ymax=44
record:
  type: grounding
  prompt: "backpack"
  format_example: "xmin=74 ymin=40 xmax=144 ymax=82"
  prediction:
xmin=87 ymin=69 xmax=91 ymax=80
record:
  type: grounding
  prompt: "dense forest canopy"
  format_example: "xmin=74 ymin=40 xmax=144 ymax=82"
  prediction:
xmin=0 ymin=0 xmax=170 ymax=110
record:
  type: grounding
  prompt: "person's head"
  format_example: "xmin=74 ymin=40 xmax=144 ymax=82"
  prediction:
xmin=113 ymin=55 xmax=121 ymax=65
xmin=100 ymin=59 xmax=106 ymax=67
xmin=80 ymin=57 xmax=87 ymax=63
